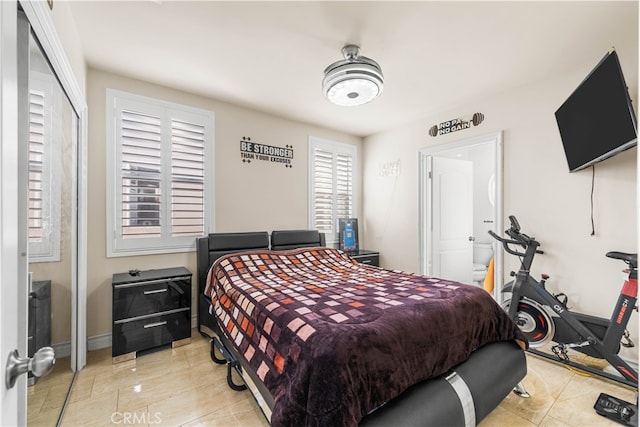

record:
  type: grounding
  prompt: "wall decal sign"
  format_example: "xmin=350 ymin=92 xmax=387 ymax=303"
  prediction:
xmin=378 ymin=159 xmax=401 ymax=177
xmin=240 ymin=136 xmax=293 ymax=168
xmin=429 ymin=112 xmax=484 ymax=137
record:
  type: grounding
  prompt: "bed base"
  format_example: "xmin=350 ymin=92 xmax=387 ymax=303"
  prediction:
xmin=360 ymin=340 xmax=528 ymax=426
xmin=209 ymin=319 xmax=276 ymax=409
xmin=209 ymin=327 xmax=528 ymax=426
xmin=210 ymin=336 xmax=248 ymax=392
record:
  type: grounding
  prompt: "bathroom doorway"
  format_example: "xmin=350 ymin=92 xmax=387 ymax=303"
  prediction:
xmin=418 ymin=132 xmax=503 ymax=300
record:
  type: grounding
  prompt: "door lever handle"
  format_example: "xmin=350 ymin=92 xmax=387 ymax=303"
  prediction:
xmin=5 ymin=347 xmax=55 ymax=389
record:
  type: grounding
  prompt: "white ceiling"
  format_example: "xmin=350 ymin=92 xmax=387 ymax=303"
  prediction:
xmin=67 ymin=1 xmax=637 ymax=137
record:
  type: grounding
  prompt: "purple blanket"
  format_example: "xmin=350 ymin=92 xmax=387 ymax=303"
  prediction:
xmin=206 ymin=247 xmax=525 ymax=426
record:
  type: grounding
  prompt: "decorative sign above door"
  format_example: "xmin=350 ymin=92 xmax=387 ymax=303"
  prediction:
xmin=240 ymin=136 xmax=293 ymax=168
xmin=429 ymin=113 xmax=484 ymax=137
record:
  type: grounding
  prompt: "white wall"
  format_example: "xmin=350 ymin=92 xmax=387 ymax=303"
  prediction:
xmin=49 ymin=1 xmax=86 ymax=95
xmin=86 ymin=68 xmax=361 ymax=338
xmin=362 ymin=41 xmax=638 ymax=361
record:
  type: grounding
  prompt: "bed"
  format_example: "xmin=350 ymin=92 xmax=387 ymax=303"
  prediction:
xmin=196 ymin=230 xmax=528 ymax=426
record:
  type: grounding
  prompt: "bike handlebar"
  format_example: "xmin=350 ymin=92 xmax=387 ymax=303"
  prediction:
xmin=488 ymin=219 xmax=544 ymax=257
xmin=488 ymin=230 xmax=527 ymax=257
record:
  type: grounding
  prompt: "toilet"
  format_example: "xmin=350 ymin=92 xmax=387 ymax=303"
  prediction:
xmin=472 ymin=243 xmax=494 ymax=286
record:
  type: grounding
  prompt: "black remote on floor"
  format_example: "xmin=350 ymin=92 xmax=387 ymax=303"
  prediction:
xmin=594 ymin=393 xmax=637 ymax=426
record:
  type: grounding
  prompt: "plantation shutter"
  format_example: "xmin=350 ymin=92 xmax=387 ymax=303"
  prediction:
xmin=120 ymin=110 xmax=162 ymax=239
xmin=170 ymin=119 xmax=205 ymax=237
xmin=312 ymin=148 xmax=334 ymax=232
xmin=28 ymin=90 xmax=46 ymax=244
xmin=118 ymin=114 xmax=207 ymax=239
xmin=28 ymin=84 xmax=61 ymax=262
xmin=335 ymin=152 xmax=353 ymax=221
xmin=108 ymin=89 xmax=214 ymax=256
xmin=309 ymin=138 xmax=357 ymax=240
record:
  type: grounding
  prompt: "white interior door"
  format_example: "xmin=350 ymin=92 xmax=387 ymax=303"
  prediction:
xmin=428 ymin=156 xmax=474 ymax=284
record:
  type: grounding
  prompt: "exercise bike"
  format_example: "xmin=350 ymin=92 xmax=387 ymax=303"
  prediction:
xmin=488 ymin=216 xmax=638 ymax=390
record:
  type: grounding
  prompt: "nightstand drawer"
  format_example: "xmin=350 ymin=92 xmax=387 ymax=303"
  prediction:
xmin=348 ymin=250 xmax=380 ymax=267
xmin=113 ymin=276 xmax=191 ymax=320
xmin=112 ymin=309 xmax=191 ymax=356
xmin=353 ymin=254 xmax=379 ymax=266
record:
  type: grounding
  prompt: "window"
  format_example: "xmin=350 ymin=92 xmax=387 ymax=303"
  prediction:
xmin=107 ymin=90 xmax=214 ymax=257
xmin=28 ymin=75 xmax=61 ymax=262
xmin=308 ymin=137 xmax=357 ymax=243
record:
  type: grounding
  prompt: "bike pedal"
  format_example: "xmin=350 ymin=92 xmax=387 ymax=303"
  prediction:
xmin=621 ymin=337 xmax=635 ymax=348
xmin=621 ymin=331 xmax=635 ymax=348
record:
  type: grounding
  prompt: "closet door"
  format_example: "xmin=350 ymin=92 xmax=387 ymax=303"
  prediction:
xmin=19 ymin=10 xmax=80 ymax=427
xmin=2 ymin=4 xmax=86 ymax=424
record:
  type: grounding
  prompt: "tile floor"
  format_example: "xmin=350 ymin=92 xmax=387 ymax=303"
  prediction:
xmin=27 ymin=355 xmax=75 ymax=427
xmin=29 ymin=330 xmax=634 ymax=426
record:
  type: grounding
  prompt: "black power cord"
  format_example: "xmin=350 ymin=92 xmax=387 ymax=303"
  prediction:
xmin=590 ymin=165 xmax=596 ymax=236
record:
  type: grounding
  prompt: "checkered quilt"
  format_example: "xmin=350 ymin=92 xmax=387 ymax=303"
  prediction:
xmin=205 ymin=247 xmax=524 ymax=427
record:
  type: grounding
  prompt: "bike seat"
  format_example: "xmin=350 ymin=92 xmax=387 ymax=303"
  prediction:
xmin=606 ymin=251 xmax=637 ymax=268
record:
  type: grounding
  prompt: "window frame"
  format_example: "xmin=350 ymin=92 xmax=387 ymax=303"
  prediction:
xmin=106 ymin=89 xmax=214 ymax=257
xmin=307 ymin=136 xmax=358 ymax=244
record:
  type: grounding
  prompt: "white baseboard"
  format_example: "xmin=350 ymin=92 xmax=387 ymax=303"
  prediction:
xmin=52 ymin=341 xmax=71 ymax=358
xmin=52 ymin=333 xmax=113 ymax=357
xmin=88 ymin=332 xmax=112 ymax=351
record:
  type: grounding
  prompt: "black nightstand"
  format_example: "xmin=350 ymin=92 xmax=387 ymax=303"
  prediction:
xmin=111 ymin=267 xmax=192 ymax=363
xmin=348 ymin=250 xmax=380 ymax=267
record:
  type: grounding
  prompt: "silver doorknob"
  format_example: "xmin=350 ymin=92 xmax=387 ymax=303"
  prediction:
xmin=5 ymin=347 xmax=55 ymax=389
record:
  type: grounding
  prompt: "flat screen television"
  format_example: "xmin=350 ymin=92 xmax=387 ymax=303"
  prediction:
xmin=555 ymin=50 xmax=637 ymax=172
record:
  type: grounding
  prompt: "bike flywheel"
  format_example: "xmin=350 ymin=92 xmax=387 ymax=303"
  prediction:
xmin=502 ymin=297 xmax=555 ymax=348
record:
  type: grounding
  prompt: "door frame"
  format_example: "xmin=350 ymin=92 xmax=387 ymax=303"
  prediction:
xmin=418 ymin=131 xmax=503 ymax=300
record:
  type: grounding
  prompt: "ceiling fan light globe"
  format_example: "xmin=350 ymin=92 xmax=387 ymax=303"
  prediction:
xmin=326 ymin=77 xmax=380 ymax=107
xmin=322 ymin=46 xmax=384 ymax=107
